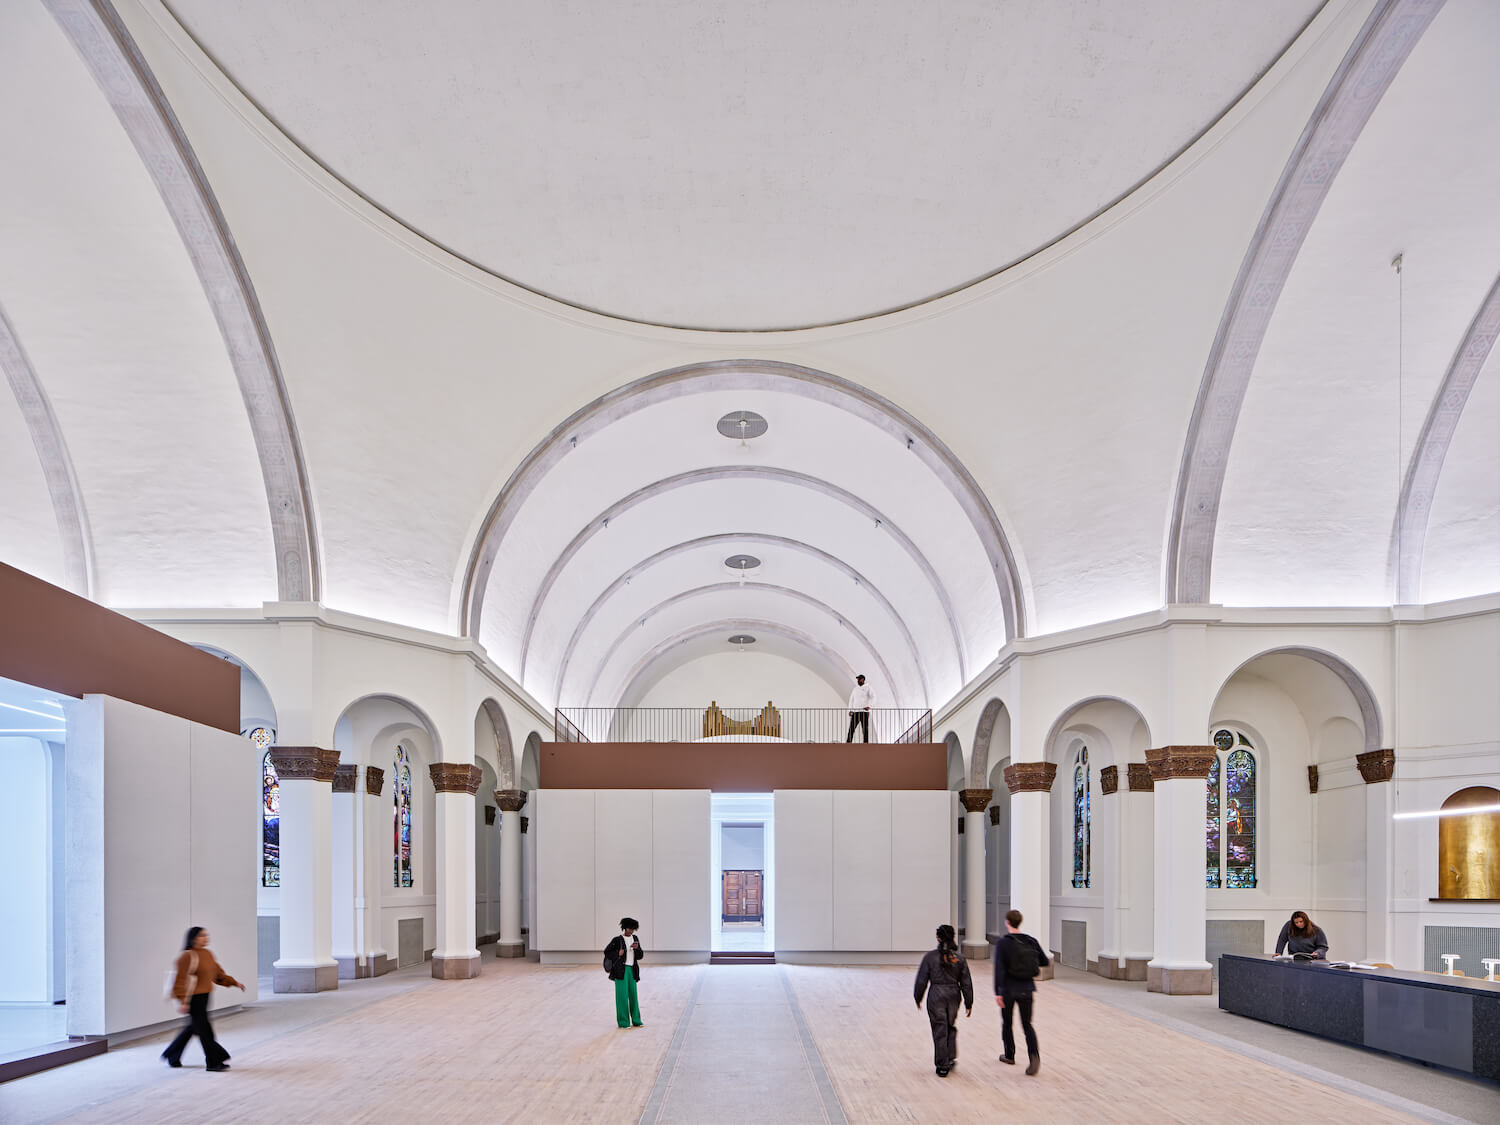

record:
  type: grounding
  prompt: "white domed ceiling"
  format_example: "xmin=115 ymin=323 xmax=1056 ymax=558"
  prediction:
xmin=165 ymin=0 xmax=1321 ymax=329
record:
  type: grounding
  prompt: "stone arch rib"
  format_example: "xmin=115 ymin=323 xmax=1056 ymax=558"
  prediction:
xmin=581 ymin=581 xmax=904 ymax=711
xmin=47 ymin=0 xmax=319 ymax=602
xmin=462 ymin=360 xmax=1024 ymax=647
xmin=0 ymin=304 xmax=93 ymax=595
xmin=1392 ymin=271 xmax=1500 ymax=602
xmin=1166 ymin=0 xmax=1443 ymax=605
xmin=548 ymin=532 xmax=933 ymax=706
xmin=518 ymin=466 xmax=968 ymax=686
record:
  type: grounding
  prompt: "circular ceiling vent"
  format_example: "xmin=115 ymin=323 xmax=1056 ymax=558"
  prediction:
xmin=725 ymin=553 xmax=761 ymax=573
xmin=717 ymin=410 xmax=768 ymax=440
xmin=727 ymin=634 xmax=757 ymax=646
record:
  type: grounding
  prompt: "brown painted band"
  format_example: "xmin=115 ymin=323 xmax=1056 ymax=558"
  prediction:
xmin=538 ymin=742 xmax=945 ymax=790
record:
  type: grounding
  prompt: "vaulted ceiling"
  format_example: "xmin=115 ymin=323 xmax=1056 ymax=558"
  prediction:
xmin=1 ymin=0 xmax=1495 ymax=713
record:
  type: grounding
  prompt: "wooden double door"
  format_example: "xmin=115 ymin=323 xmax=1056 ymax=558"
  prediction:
xmin=721 ymin=869 xmax=764 ymax=922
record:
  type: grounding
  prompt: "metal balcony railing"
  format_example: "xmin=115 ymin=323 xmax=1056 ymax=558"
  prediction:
xmin=553 ymin=706 xmax=933 ymax=744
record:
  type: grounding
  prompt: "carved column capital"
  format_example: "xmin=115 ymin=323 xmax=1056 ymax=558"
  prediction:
xmin=1099 ymin=765 xmax=1119 ymax=795
xmin=520 ymin=816 xmax=529 ymax=834
xmin=1357 ymin=748 xmax=1395 ymax=784
xmin=1003 ymin=762 xmax=1057 ymax=794
xmin=1126 ymin=763 xmax=1155 ymax=791
xmin=1307 ymin=764 xmax=1320 ymax=794
xmin=958 ymin=788 xmax=994 ymax=813
xmin=484 ymin=805 xmax=496 ymax=826
xmin=494 ymin=788 xmax=529 ymax=814
xmin=988 ymin=806 xmax=1001 ymax=827
xmin=429 ymin=762 xmax=483 ymax=795
xmin=364 ymin=765 xmax=385 ymax=796
xmin=331 ymin=764 xmax=358 ymax=793
xmin=268 ymin=746 xmax=340 ymax=782
xmin=1146 ymin=746 xmax=1216 ymax=782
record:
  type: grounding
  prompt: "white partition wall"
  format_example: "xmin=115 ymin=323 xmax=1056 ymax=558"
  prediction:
xmin=65 ymin=695 xmax=257 ymax=1038
xmin=777 ymin=789 xmax=949 ymax=961
xmin=774 ymin=790 xmax=835 ymax=951
xmin=534 ymin=788 xmax=709 ymax=959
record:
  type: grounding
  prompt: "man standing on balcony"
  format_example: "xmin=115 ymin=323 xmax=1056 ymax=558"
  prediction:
xmin=846 ymin=674 xmax=875 ymax=743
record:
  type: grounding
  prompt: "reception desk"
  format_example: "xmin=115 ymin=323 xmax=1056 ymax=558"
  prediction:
xmin=1218 ymin=954 xmax=1500 ymax=1081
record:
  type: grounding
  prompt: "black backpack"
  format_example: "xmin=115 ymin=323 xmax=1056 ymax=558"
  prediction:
xmin=1003 ymin=934 xmax=1040 ymax=980
xmin=603 ymin=942 xmax=619 ymax=976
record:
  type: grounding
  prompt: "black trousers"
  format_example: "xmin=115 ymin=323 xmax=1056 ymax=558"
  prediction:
xmin=845 ymin=710 xmax=869 ymax=742
xmin=1001 ymin=993 xmax=1038 ymax=1060
xmin=926 ymin=994 xmax=960 ymax=1068
xmin=164 ymin=992 xmax=229 ymax=1066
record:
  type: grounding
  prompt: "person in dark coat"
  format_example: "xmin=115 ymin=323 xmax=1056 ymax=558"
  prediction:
xmin=604 ymin=916 xmax=645 ymax=1028
xmin=1274 ymin=910 xmax=1329 ymax=959
xmin=914 ymin=923 xmax=973 ymax=1077
xmin=994 ymin=909 xmax=1048 ymax=1075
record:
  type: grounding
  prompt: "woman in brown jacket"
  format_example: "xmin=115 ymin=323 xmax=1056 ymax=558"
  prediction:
xmin=162 ymin=926 xmax=245 ymax=1070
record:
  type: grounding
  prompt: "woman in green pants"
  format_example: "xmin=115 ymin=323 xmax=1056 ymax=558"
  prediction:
xmin=604 ymin=917 xmax=645 ymax=1028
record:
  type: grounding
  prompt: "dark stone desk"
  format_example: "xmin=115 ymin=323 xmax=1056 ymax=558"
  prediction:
xmin=1219 ymin=954 xmax=1500 ymax=1081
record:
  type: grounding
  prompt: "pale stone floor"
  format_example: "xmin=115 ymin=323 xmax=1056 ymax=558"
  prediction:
xmin=1 ymin=960 xmax=1495 ymax=1124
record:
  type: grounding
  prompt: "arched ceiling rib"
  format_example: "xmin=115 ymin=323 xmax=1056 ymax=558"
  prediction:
xmin=1393 ymin=272 xmax=1500 ymax=602
xmin=551 ymin=533 xmax=933 ymax=706
xmin=161 ymin=0 xmax=1323 ymax=330
xmin=0 ymin=304 xmax=92 ymax=596
xmin=47 ymin=0 xmax=319 ymax=603
xmin=1167 ymin=0 xmax=1443 ymax=606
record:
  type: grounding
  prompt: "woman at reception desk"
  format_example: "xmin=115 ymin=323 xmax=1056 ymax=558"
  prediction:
xmin=1274 ymin=910 xmax=1329 ymax=959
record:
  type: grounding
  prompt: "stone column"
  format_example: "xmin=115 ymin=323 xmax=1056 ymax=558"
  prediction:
xmin=494 ymin=788 xmax=528 ymax=958
xmin=269 ymin=747 xmax=340 ymax=993
xmin=1120 ymin=764 xmax=1155 ymax=981
xmin=1005 ymin=762 xmax=1056 ymax=971
xmin=1359 ymin=749 xmax=1396 ymax=963
xmin=358 ymin=766 xmax=390 ymax=976
xmin=1146 ymin=746 xmax=1215 ymax=994
xmin=330 ymin=764 xmax=359 ymax=979
xmin=959 ymin=789 xmax=994 ymax=959
xmin=1093 ymin=766 xmax=1122 ymax=977
xmin=430 ymin=763 xmax=483 ymax=979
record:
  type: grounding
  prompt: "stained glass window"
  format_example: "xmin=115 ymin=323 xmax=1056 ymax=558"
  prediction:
xmin=1206 ymin=729 xmax=1256 ymax=889
xmin=1224 ymin=747 xmax=1257 ymax=888
xmin=247 ymin=728 xmax=280 ymax=888
xmin=1072 ymin=746 xmax=1090 ymax=889
xmin=394 ymin=744 xmax=413 ymax=888
xmin=1205 ymin=754 xmax=1221 ymax=888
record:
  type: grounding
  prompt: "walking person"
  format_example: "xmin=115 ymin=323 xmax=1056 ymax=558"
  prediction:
xmin=162 ymin=926 xmax=246 ymax=1071
xmin=604 ymin=916 xmax=645 ymax=1029
xmin=914 ymin=924 xmax=972 ymax=1077
xmin=994 ymin=909 xmax=1048 ymax=1076
xmin=845 ymin=674 xmax=875 ymax=742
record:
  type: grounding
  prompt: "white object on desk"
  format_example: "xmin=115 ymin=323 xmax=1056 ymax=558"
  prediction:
xmin=1482 ymin=958 xmax=1500 ymax=982
xmin=1441 ymin=954 xmax=1460 ymax=976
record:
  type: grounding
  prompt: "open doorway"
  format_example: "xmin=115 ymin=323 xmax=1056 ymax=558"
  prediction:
xmin=709 ymin=794 xmax=774 ymax=953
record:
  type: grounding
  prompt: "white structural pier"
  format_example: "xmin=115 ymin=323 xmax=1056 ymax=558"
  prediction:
xmin=959 ymin=789 xmax=992 ymax=958
xmin=1146 ymin=746 xmax=1215 ymax=995
xmin=269 ymin=746 xmax=340 ymax=993
xmin=430 ymin=764 xmax=483 ymax=979
xmin=495 ymin=788 xmax=528 ymax=958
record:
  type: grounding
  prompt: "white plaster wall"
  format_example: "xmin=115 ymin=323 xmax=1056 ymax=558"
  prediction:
xmin=0 ymin=737 xmax=51 ymax=1000
xmin=652 ymin=790 xmax=711 ymax=953
xmin=64 ymin=696 xmax=256 ymax=1038
xmin=833 ymin=791 xmax=894 ymax=949
xmin=631 ymin=650 xmax=846 ymax=711
xmin=773 ymin=791 xmax=834 ymax=952
xmin=892 ymin=790 xmax=951 ymax=951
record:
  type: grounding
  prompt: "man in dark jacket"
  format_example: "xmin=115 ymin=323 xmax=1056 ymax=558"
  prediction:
xmin=994 ymin=909 xmax=1048 ymax=1075
xmin=604 ymin=917 xmax=645 ymax=1028
xmin=914 ymin=924 xmax=973 ymax=1077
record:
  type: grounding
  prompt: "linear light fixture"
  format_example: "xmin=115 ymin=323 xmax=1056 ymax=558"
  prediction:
xmin=1393 ymin=803 xmax=1500 ymax=820
xmin=0 ymin=701 xmax=65 ymax=721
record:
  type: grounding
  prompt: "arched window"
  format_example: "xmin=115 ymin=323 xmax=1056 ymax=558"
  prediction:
xmin=1072 ymin=745 xmax=1090 ymax=889
xmin=247 ymin=727 xmax=279 ymax=888
xmin=394 ymin=743 xmax=413 ymax=888
xmin=1206 ymin=728 xmax=1256 ymax=889
xmin=1438 ymin=786 xmax=1500 ymax=899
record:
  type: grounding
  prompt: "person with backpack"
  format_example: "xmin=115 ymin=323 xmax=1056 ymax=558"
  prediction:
xmin=603 ymin=916 xmax=645 ymax=1029
xmin=161 ymin=926 xmax=245 ymax=1071
xmin=994 ymin=909 xmax=1048 ymax=1076
xmin=913 ymin=923 xmax=973 ymax=1077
